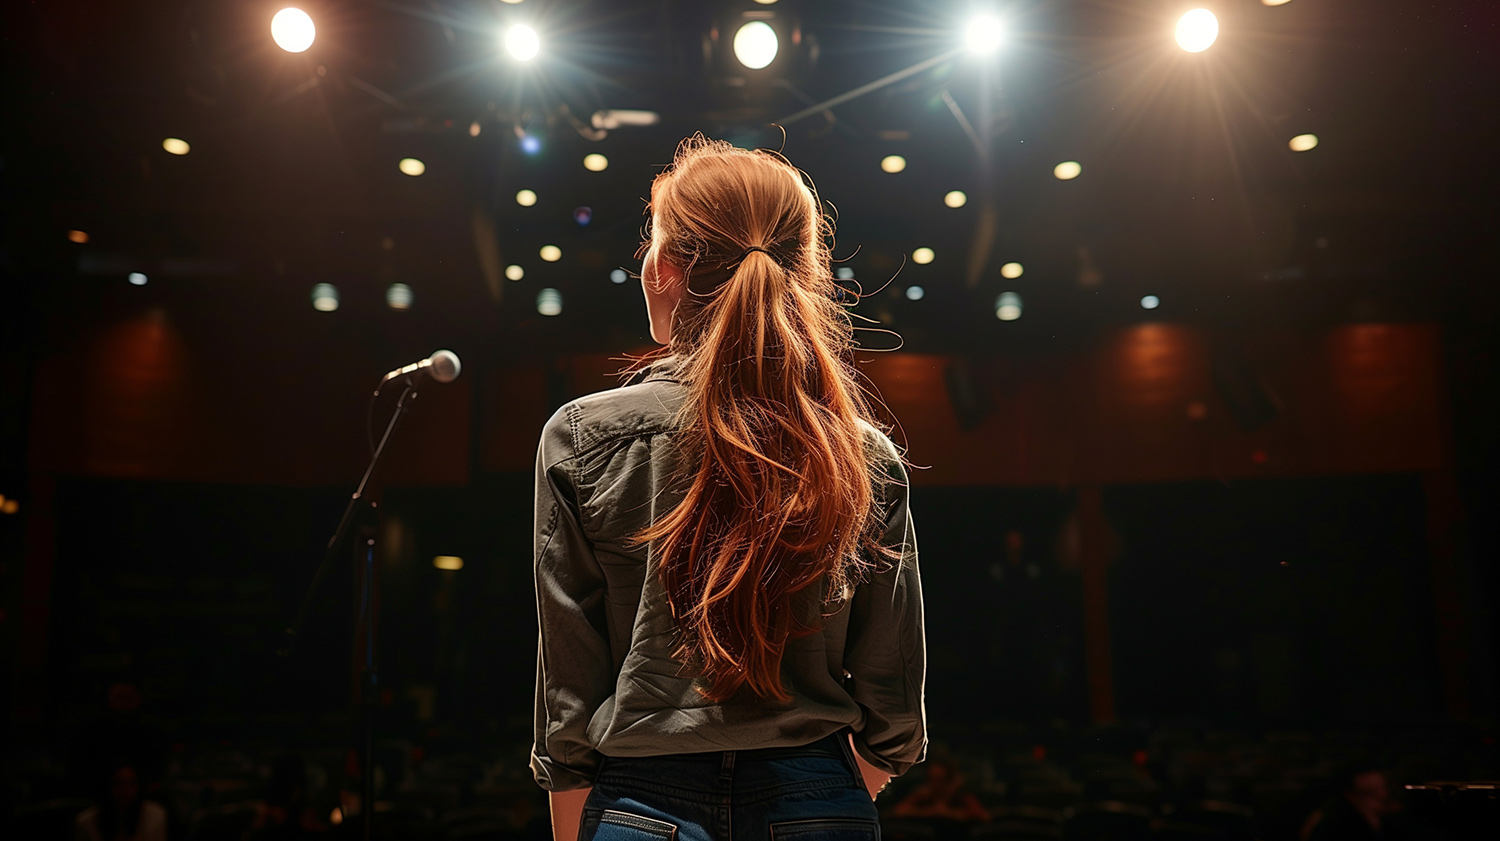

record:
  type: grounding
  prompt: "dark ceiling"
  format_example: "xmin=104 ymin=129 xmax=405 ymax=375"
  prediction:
xmin=3 ymin=0 xmax=1498 ymax=362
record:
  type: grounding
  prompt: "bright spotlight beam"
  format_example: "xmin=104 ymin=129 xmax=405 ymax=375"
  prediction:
xmin=733 ymin=21 xmax=779 ymax=70
xmin=271 ymin=8 xmax=316 ymax=53
xmin=777 ymin=48 xmax=962 ymax=126
xmin=1175 ymin=9 xmax=1219 ymax=53
xmin=964 ymin=15 xmax=1004 ymax=54
xmin=506 ymin=24 xmax=540 ymax=61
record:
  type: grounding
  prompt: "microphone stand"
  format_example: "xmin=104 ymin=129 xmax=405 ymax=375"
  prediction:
xmin=283 ymin=382 xmax=422 ymax=841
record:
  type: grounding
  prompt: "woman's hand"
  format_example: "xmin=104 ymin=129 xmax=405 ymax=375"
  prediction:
xmin=849 ymin=735 xmax=892 ymax=800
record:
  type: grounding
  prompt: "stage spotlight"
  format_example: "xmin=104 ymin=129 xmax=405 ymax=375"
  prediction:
xmin=67 ymin=230 xmax=89 ymax=243
xmin=881 ymin=155 xmax=907 ymax=173
xmin=539 ymin=245 xmax=561 ymax=262
xmin=433 ymin=555 xmax=464 ymax=570
xmin=516 ymin=189 xmax=537 ymax=206
xmin=835 ymin=267 xmax=854 ymax=280
xmin=944 ymin=190 xmax=968 ymax=208
xmin=505 ymin=264 xmax=524 ymax=281
xmin=964 ymin=15 xmax=1004 ymax=55
xmin=128 ymin=272 xmax=147 ymax=286
xmin=162 ymin=138 xmax=190 ymax=156
xmin=906 ymin=286 xmax=925 ymax=301
xmin=271 ymin=8 xmax=316 ymax=53
xmin=398 ymin=158 xmax=425 ymax=176
xmin=996 ymin=291 xmax=1022 ymax=321
xmin=520 ymin=134 xmax=542 ymax=154
xmin=311 ymin=283 xmax=339 ymax=312
xmin=1175 ymin=9 xmax=1218 ymax=53
xmin=1000 ymin=262 xmax=1023 ymax=279
xmin=1289 ymin=133 xmax=1319 ymax=152
xmin=582 ymin=153 xmax=608 ymax=172
xmin=537 ymin=288 xmax=563 ymax=316
xmin=610 ymin=268 xmax=628 ymax=284
xmin=733 ymin=21 xmax=778 ymax=70
xmin=1141 ymin=295 xmax=1160 ymax=309
xmin=386 ymin=283 xmax=413 ymax=310
xmin=506 ymin=25 xmax=540 ymax=61
xmin=912 ymin=247 xmax=935 ymax=265
xmin=1053 ymin=161 xmax=1081 ymax=180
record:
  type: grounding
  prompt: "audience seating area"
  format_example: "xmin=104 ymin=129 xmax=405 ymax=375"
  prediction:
xmin=4 ymin=721 xmax=1494 ymax=840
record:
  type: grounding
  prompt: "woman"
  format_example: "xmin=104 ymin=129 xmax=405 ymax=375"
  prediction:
xmin=532 ymin=137 xmax=925 ymax=841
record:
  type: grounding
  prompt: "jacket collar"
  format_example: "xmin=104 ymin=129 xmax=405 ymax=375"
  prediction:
xmin=622 ymin=354 xmax=684 ymax=387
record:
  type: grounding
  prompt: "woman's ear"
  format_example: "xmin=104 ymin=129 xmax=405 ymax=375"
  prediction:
xmin=653 ymin=254 xmax=685 ymax=292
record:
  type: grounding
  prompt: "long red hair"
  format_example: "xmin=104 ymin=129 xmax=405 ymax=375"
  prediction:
xmin=634 ymin=136 xmax=894 ymax=703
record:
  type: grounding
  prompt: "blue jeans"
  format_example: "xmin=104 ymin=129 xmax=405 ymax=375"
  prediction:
xmin=579 ymin=733 xmax=880 ymax=841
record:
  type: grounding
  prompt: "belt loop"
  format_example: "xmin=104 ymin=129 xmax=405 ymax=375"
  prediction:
xmin=719 ymin=748 xmax=736 ymax=784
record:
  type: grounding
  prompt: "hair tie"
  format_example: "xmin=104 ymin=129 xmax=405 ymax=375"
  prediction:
xmin=739 ymin=245 xmax=773 ymax=261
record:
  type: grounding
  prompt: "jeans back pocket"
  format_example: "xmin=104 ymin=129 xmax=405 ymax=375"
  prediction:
xmin=770 ymin=818 xmax=881 ymax=841
xmin=593 ymin=809 xmax=679 ymax=841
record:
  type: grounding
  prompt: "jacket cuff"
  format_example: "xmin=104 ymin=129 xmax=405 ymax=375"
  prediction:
xmin=851 ymin=733 xmax=926 ymax=777
xmin=530 ymin=751 xmax=598 ymax=792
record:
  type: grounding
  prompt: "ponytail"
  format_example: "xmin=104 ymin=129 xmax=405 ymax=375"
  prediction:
xmin=634 ymin=137 xmax=893 ymax=703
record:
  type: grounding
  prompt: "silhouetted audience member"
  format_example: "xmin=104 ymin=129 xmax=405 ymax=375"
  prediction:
xmin=891 ymin=760 xmax=990 ymax=822
xmin=76 ymin=761 xmax=168 ymax=841
xmin=249 ymin=754 xmax=327 ymax=840
xmin=1305 ymin=765 xmax=1410 ymax=841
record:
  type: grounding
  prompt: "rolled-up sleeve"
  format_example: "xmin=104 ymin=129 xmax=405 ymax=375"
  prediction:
xmin=530 ymin=405 xmax=613 ymax=791
xmin=846 ymin=454 xmax=927 ymax=776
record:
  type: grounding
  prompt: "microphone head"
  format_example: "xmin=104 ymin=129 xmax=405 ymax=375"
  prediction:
xmin=428 ymin=349 xmax=461 ymax=384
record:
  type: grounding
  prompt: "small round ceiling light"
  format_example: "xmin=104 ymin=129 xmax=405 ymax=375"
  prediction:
xmin=582 ymin=153 xmax=608 ymax=172
xmin=912 ymin=247 xmax=935 ymax=265
xmin=505 ymin=264 xmax=525 ymax=281
xmin=1141 ymin=295 xmax=1161 ymax=310
xmin=539 ymin=245 xmax=561 ymax=262
xmin=944 ymin=190 xmax=968 ymax=208
xmin=1053 ymin=161 xmax=1082 ymax=180
xmin=1000 ymin=262 xmax=1024 ymax=279
xmin=906 ymin=286 xmax=925 ymax=301
xmin=880 ymin=155 xmax=907 ymax=173
xmin=386 ymin=283 xmax=413 ymax=310
xmin=610 ymin=268 xmax=629 ymax=284
xmin=398 ymin=158 xmax=426 ymax=176
xmin=515 ymin=189 xmax=537 ymax=207
xmin=128 ymin=272 xmax=148 ymax=286
xmin=996 ymin=291 xmax=1023 ymax=321
xmin=536 ymin=288 xmax=563 ymax=316
xmin=1289 ymin=133 xmax=1319 ymax=152
xmin=162 ymin=138 xmax=191 ymax=156
xmin=311 ymin=283 xmax=339 ymax=312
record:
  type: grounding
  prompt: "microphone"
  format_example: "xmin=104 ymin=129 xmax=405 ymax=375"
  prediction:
xmin=380 ymin=349 xmax=461 ymax=387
